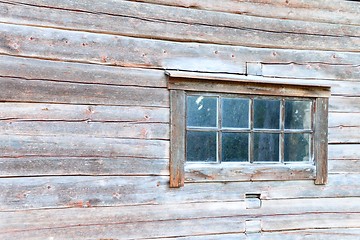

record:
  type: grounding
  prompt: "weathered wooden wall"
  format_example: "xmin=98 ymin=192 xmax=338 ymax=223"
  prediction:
xmin=0 ymin=0 xmax=359 ymax=239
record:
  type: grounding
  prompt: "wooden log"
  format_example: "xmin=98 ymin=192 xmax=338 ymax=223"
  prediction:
xmin=329 ymin=126 xmax=360 ymax=144
xmin=0 ymin=77 xmax=169 ymax=107
xmin=329 ymin=97 xmax=360 ymax=113
xmin=1 ymin=174 xmax=360 ymax=209
xmin=126 ymin=0 xmax=360 ymax=26
xmin=0 ymin=103 xmax=169 ymax=123
xmin=261 ymin=228 xmax=360 ymax=240
xmin=0 ymin=121 xmax=169 ymax=140
xmin=329 ymin=160 xmax=360 ymax=174
xmin=1 ymin=1 xmax=360 ymax=51
xmin=0 ymin=213 xmax=245 ymax=239
xmin=1 ymin=23 xmax=360 ymax=74
xmin=261 ymin=63 xmax=360 ymax=82
xmin=0 ymin=135 xmax=169 ymax=159
xmin=0 ymin=157 xmax=169 ymax=177
xmin=0 ymin=55 xmax=166 ymax=87
xmin=328 ymin=144 xmax=360 ymax=160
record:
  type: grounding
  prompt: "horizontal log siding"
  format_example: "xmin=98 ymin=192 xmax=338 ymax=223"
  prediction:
xmin=0 ymin=0 xmax=359 ymax=239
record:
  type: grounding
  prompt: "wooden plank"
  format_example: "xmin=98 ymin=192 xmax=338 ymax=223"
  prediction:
xmin=0 ymin=157 xmax=169 ymax=177
xmin=0 ymin=103 xmax=169 ymax=123
xmin=315 ymin=98 xmax=328 ymax=184
xmin=329 ymin=126 xmax=360 ymax=144
xmin=261 ymin=63 xmax=360 ymax=82
xmin=127 ymin=0 xmax=360 ymax=26
xmin=1 ymin=23 xmax=360 ymax=74
xmin=1 ymin=197 xmax=360 ymax=239
xmin=2 ymin=174 xmax=360 ymax=209
xmin=329 ymin=160 xmax=360 ymax=174
xmin=185 ymin=164 xmax=315 ymax=182
xmin=0 ymin=55 xmax=166 ymax=87
xmin=169 ymin=90 xmax=186 ymax=187
xmin=0 ymin=77 xmax=168 ymax=107
xmin=0 ymin=121 xmax=169 ymax=140
xmin=329 ymin=144 xmax=360 ymax=160
xmin=0 ymin=213 xmax=245 ymax=239
xmin=329 ymin=97 xmax=360 ymax=113
xmin=261 ymin=228 xmax=360 ymax=240
xmin=0 ymin=135 xmax=169 ymax=159
xmin=263 ymin=213 xmax=360 ymax=232
xmin=1 ymin=1 xmax=360 ymax=52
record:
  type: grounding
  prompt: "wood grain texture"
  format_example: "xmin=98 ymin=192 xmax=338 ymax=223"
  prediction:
xmin=185 ymin=164 xmax=315 ymax=182
xmin=126 ymin=0 xmax=360 ymax=26
xmin=0 ymin=135 xmax=169 ymax=159
xmin=169 ymin=90 xmax=185 ymax=187
xmin=2 ymin=174 xmax=360 ymax=210
xmin=0 ymin=121 xmax=169 ymax=140
xmin=1 ymin=23 xmax=360 ymax=74
xmin=0 ymin=55 xmax=167 ymax=87
xmin=315 ymin=98 xmax=329 ymax=184
xmin=0 ymin=103 xmax=169 ymax=123
xmin=0 ymin=157 xmax=169 ymax=177
xmin=1 ymin=0 xmax=360 ymax=51
xmin=0 ymin=77 xmax=168 ymax=107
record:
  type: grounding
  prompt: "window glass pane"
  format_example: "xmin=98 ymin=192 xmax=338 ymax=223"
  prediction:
xmin=187 ymin=96 xmax=217 ymax=127
xmin=254 ymin=99 xmax=280 ymax=129
xmin=285 ymin=100 xmax=312 ymax=129
xmin=222 ymin=98 xmax=249 ymax=128
xmin=254 ymin=133 xmax=279 ymax=162
xmin=284 ymin=133 xmax=311 ymax=162
xmin=222 ymin=133 xmax=248 ymax=162
xmin=186 ymin=131 xmax=217 ymax=162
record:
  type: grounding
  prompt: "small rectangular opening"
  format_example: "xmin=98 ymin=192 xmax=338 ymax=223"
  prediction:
xmin=245 ymin=193 xmax=261 ymax=209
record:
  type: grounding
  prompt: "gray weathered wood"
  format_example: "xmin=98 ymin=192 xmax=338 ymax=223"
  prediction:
xmin=0 ymin=55 xmax=167 ymax=87
xmin=0 ymin=77 xmax=168 ymax=107
xmin=1 ymin=23 xmax=360 ymax=74
xmin=0 ymin=157 xmax=169 ymax=177
xmin=0 ymin=103 xmax=169 ymax=123
xmin=329 ymin=160 xmax=360 ymax=174
xmin=314 ymin=98 xmax=329 ymax=185
xmin=127 ymin=0 xmax=360 ymax=26
xmin=0 ymin=121 xmax=169 ymax=140
xmin=2 ymin=174 xmax=360 ymax=210
xmin=185 ymin=164 xmax=315 ymax=182
xmin=169 ymin=90 xmax=185 ymax=187
xmin=0 ymin=135 xmax=169 ymax=159
xmin=1 ymin=1 xmax=360 ymax=52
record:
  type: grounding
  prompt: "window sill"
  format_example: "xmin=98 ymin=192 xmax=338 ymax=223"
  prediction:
xmin=185 ymin=163 xmax=316 ymax=183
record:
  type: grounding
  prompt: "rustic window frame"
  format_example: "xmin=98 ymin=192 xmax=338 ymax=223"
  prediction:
xmin=167 ymin=71 xmax=330 ymax=188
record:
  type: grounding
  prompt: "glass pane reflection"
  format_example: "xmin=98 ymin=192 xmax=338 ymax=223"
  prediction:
xmin=222 ymin=132 xmax=248 ymax=162
xmin=187 ymin=96 xmax=217 ymax=127
xmin=254 ymin=99 xmax=280 ymax=129
xmin=284 ymin=133 xmax=311 ymax=162
xmin=285 ymin=100 xmax=312 ymax=129
xmin=186 ymin=131 xmax=217 ymax=162
xmin=254 ymin=133 xmax=279 ymax=162
xmin=222 ymin=98 xmax=249 ymax=128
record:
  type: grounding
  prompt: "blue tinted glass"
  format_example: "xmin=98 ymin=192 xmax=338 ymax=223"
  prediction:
xmin=187 ymin=96 xmax=217 ymax=127
xmin=254 ymin=133 xmax=279 ymax=162
xmin=186 ymin=131 xmax=217 ymax=162
xmin=222 ymin=133 xmax=248 ymax=162
xmin=284 ymin=133 xmax=311 ymax=162
xmin=222 ymin=98 xmax=249 ymax=128
xmin=285 ymin=100 xmax=312 ymax=129
xmin=254 ymin=99 xmax=280 ymax=129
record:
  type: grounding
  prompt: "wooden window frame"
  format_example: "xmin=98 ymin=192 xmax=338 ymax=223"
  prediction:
xmin=167 ymin=71 xmax=330 ymax=188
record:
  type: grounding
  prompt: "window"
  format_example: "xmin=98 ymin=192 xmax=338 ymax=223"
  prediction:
xmin=167 ymin=71 xmax=330 ymax=188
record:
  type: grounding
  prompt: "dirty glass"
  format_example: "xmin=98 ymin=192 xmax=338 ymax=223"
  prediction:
xmin=186 ymin=131 xmax=217 ymax=162
xmin=254 ymin=99 xmax=280 ymax=129
xmin=285 ymin=100 xmax=312 ymax=129
xmin=221 ymin=98 xmax=249 ymax=128
xmin=284 ymin=133 xmax=311 ymax=162
xmin=187 ymin=96 xmax=217 ymax=127
xmin=222 ymin=132 xmax=248 ymax=162
xmin=254 ymin=133 xmax=279 ymax=162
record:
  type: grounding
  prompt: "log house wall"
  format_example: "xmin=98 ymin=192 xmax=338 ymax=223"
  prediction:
xmin=0 ymin=0 xmax=359 ymax=239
